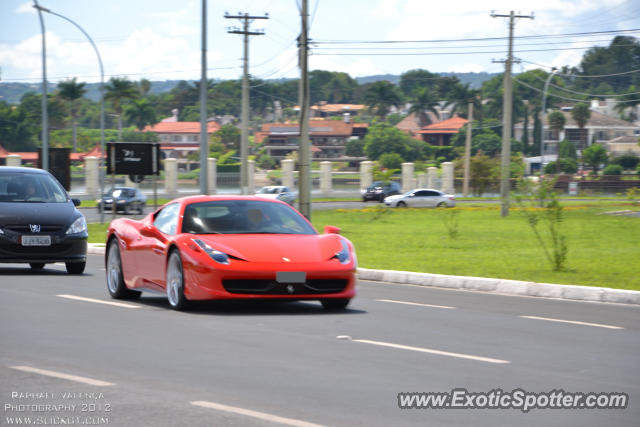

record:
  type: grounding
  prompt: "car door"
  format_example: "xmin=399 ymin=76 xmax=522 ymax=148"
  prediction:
xmin=422 ymin=190 xmax=441 ymax=207
xmin=408 ymin=190 xmax=427 ymax=207
xmin=136 ymin=203 xmax=180 ymax=288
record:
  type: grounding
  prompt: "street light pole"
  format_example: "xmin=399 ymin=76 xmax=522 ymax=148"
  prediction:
xmin=33 ymin=3 xmax=106 ymax=223
xmin=33 ymin=0 xmax=48 ymax=172
xmin=540 ymin=67 xmax=557 ymax=173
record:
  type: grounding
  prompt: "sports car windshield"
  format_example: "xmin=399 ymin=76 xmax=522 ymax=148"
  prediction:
xmin=182 ymin=200 xmax=316 ymax=235
xmin=0 ymin=173 xmax=68 ymax=203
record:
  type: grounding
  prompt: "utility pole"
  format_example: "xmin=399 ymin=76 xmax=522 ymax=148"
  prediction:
xmin=463 ymin=101 xmax=473 ymax=197
xmin=225 ymin=12 xmax=268 ymax=194
xmin=540 ymin=67 xmax=558 ymax=173
xmin=298 ymin=0 xmax=311 ymax=219
xmin=491 ymin=10 xmax=534 ymax=217
xmin=199 ymin=0 xmax=208 ymax=195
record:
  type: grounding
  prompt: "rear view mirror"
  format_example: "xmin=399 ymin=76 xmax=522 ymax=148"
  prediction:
xmin=72 ymin=199 xmax=81 ymax=207
xmin=324 ymin=225 xmax=341 ymax=235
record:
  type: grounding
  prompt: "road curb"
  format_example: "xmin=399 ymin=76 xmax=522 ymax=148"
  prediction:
xmin=86 ymin=244 xmax=640 ymax=305
xmin=357 ymin=268 xmax=640 ymax=305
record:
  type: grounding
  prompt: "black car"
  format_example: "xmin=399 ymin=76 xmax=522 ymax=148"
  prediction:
xmin=97 ymin=187 xmax=146 ymax=214
xmin=0 ymin=167 xmax=87 ymax=274
xmin=362 ymin=181 xmax=402 ymax=202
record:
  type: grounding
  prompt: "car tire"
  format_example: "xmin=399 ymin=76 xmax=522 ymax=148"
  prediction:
xmin=106 ymin=240 xmax=141 ymax=299
xmin=321 ymin=298 xmax=351 ymax=310
xmin=29 ymin=262 xmax=45 ymax=270
xmin=437 ymin=202 xmax=447 ymax=208
xmin=397 ymin=201 xmax=407 ymax=208
xmin=66 ymin=261 xmax=86 ymax=275
xmin=166 ymin=250 xmax=188 ymax=311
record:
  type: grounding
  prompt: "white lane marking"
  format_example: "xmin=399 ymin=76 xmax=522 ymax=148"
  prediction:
xmin=376 ymin=299 xmax=455 ymax=309
xmin=10 ymin=366 xmax=114 ymax=386
xmin=191 ymin=401 xmax=325 ymax=427
xmin=520 ymin=315 xmax=623 ymax=330
xmin=351 ymin=339 xmax=510 ymax=364
xmin=57 ymin=294 xmax=140 ymax=309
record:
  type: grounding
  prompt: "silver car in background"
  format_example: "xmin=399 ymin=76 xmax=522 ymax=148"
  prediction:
xmin=255 ymin=185 xmax=298 ymax=205
xmin=384 ymin=189 xmax=456 ymax=208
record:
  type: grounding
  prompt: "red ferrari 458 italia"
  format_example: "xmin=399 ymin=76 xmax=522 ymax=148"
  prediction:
xmin=105 ymin=196 xmax=357 ymax=310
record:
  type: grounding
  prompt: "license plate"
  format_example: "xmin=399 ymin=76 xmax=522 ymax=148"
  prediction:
xmin=276 ymin=271 xmax=306 ymax=283
xmin=21 ymin=235 xmax=51 ymax=246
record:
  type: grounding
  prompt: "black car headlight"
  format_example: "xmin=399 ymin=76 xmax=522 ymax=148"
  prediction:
xmin=193 ymin=239 xmax=230 ymax=265
xmin=334 ymin=239 xmax=351 ymax=265
xmin=66 ymin=216 xmax=87 ymax=235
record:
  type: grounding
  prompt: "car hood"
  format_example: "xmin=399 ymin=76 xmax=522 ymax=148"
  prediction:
xmin=0 ymin=202 xmax=80 ymax=226
xmin=255 ymin=194 xmax=280 ymax=200
xmin=194 ymin=233 xmax=345 ymax=263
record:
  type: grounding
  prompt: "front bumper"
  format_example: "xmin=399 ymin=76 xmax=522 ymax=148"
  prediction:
xmin=0 ymin=231 xmax=87 ymax=264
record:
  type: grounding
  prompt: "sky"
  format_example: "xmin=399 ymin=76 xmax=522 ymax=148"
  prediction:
xmin=0 ymin=0 xmax=639 ymax=85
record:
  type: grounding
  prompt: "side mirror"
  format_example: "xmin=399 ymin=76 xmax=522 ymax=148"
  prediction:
xmin=324 ymin=225 xmax=341 ymax=235
xmin=72 ymin=199 xmax=81 ymax=207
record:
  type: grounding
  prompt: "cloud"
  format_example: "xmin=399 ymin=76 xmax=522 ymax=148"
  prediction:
xmin=15 ymin=2 xmax=35 ymax=14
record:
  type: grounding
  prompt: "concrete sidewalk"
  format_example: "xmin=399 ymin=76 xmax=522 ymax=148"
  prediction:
xmin=87 ymin=244 xmax=640 ymax=306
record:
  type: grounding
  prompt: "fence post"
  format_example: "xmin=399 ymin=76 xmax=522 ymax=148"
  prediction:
xmin=320 ymin=161 xmax=332 ymax=195
xmin=441 ymin=162 xmax=454 ymax=194
xmin=402 ymin=162 xmax=414 ymax=192
xmin=6 ymin=154 xmax=22 ymax=167
xmin=281 ymin=159 xmax=294 ymax=189
xmin=84 ymin=156 xmax=99 ymax=199
xmin=427 ymin=167 xmax=438 ymax=189
xmin=207 ymin=157 xmax=217 ymax=195
xmin=165 ymin=158 xmax=178 ymax=198
xmin=360 ymin=160 xmax=373 ymax=190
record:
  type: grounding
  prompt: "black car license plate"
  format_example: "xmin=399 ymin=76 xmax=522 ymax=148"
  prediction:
xmin=276 ymin=272 xmax=306 ymax=283
xmin=21 ymin=235 xmax=51 ymax=246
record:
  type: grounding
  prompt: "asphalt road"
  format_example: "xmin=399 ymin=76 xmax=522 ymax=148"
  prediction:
xmin=1 ymin=255 xmax=639 ymax=426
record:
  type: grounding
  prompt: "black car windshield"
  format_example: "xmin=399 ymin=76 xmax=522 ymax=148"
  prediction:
xmin=182 ymin=200 xmax=317 ymax=235
xmin=0 ymin=172 xmax=68 ymax=203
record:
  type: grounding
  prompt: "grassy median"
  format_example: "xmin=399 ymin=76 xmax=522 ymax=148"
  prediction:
xmin=88 ymin=201 xmax=640 ymax=291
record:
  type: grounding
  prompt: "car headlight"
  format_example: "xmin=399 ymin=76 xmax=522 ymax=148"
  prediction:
xmin=334 ymin=239 xmax=351 ymax=265
xmin=193 ymin=239 xmax=229 ymax=265
xmin=66 ymin=216 xmax=87 ymax=235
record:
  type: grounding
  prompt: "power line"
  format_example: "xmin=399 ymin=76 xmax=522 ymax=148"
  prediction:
xmin=521 ymin=60 xmax=640 ymax=78
xmin=312 ymin=45 xmax=622 ymax=56
xmin=513 ymin=76 xmax=640 ymax=103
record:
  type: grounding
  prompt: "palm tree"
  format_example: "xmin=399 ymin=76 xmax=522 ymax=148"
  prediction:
xmin=124 ymin=99 xmax=157 ymax=131
xmin=363 ymin=81 xmax=403 ymax=118
xmin=408 ymin=88 xmax=440 ymax=127
xmin=570 ymin=103 xmax=591 ymax=150
xmin=547 ymin=110 xmax=566 ymax=140
xmin=56 ymin=78 xmax=86 ymax=152
xmin=105 ymin=77 xmax=139 ymax=138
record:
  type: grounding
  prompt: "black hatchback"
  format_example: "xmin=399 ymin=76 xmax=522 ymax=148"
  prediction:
xmin=0 ymin=167 xmax=87 ymax=274
xmin=97 ymin=187 xmax=146 ymax=214
xmin=362 ymin=181 xmax=402 ymax=202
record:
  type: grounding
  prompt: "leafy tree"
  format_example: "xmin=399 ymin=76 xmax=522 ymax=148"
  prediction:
xmin=363 ymin=123 xmax=415 ymax=160
xmin=570 ymin=103 xmax=591 ymax=149
xmin=379 ymin=152 xmax=404 ymax=170
xmin=547 ymin=110 xmax=566 ymax=141
xmin=610 ymin=154 xmax=639 ymax=170
xmin=472 ymin=130 xmax=502 ymax=156
xmin=602 ymin=164 xmax=623 ymax=175
xmin=582 ymin=143 xmax=608 ymax=174
xmin=105 ymin=77 xmax=139 ymax=137
xmin=545 ymin=158 xmax=578 ymax=174
xmin=345 ymin=138 xmax=364 ymax=157
xmin=469 ymin=151 xmax=499 ymax=196
xmin=124 ymin=99 xmax=157 ymax=131
xmin=363 ymin=81 xmax=403 ymax=118
xmin=56 ymin=78 xmax=86 ymax=152
xmin=399 ymin=69 xmax=439 ymax=97
xmin=215 ymin=124 xmax=240 ymax=150
xmin=408 ymin=88 xmax=440 ymax=127
xmin=558 ymin=139 xmax=577 ymax=160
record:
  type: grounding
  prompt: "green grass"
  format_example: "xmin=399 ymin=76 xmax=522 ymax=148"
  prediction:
xmin=87 ymin=201 xmax=640 ymax=291
xmin=310 ymin=203 xmax=640 ymax=291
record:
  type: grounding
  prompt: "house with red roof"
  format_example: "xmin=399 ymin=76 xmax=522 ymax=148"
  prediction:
xmin=255 ymin=118 xmax=368 ymax=161
xmin=415 ymin=116 xmax=468 ymax=146
xmin=143 ymin=121 xmax=221 ymax=159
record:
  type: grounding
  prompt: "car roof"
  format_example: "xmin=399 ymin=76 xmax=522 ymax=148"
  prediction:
xmin=0 ymin=166 xmax=49 ymax=175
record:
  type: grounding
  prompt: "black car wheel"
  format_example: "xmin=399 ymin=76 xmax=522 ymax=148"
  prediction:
xmin=437 ymin=202 xmax=447 ymax=208
xmin=397 ymin=201 xmax=407 ymax=207
xmin=29 ymin=263 xmax=45 ymax=270
xmin=66 ymin=261 xmax=86 ymax=275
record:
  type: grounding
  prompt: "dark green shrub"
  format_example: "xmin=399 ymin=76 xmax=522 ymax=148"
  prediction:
xmin=602 ymin=164 xmax=623 ymax=175
xmin=610 ymin=155 xmax=639 ymax=170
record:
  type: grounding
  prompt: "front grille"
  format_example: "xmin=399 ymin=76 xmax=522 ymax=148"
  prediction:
xmin=222 ymin=279 xmax=348 ymax=295
xmin=5 ymin=224 xmax=65 ymax=233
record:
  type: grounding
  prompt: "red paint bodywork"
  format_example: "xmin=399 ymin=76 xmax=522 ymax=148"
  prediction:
xmin=106 ymin=195 xmax=356 ymax=302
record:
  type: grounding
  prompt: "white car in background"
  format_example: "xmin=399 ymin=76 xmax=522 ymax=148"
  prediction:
xmin=255 ymin=185 xmax=298 ymax=205
xmin=384 ymin=189 xmax=456 ymax=208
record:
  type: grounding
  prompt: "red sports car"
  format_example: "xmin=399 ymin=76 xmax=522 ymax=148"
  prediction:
xmin=105 ymin=195 xmax=357 ymax=310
